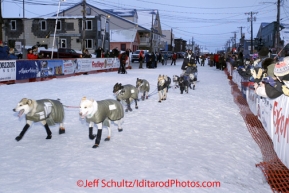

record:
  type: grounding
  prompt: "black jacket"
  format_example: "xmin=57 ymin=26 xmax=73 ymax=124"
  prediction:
xmin=181 ymin=53 xmax=195 ymax=70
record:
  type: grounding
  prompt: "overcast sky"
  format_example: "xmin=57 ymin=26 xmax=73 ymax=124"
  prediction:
xmin=2 ymin=0 xmax=289 ymax=52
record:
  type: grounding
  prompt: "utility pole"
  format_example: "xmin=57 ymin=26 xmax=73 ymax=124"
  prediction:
xmin=231 ymin=31 xmax=237 ymax=50
xmin=238 ymin=26 xmax=245 ymax=39
xmin=170 ymin=28 xmax=172 ymax=52
xmin=276 ymin=0 xmax=281 ymax=54
xmin=82 ymin=0 xmax=86 ymax=52
xmin=245 ymin=12 xmax=258 ymax=54
xmin=150 ymin=13 xmax=154 ymax=53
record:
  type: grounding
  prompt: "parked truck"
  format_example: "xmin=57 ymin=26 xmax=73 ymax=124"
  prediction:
xmin=39 ymin=48 xmax=82 ymax=58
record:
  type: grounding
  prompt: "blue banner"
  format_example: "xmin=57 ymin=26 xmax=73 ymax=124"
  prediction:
xmin=38 ymin=60 xmax=64 ymax=77
xmin=16 ymin=60 xmax=41 ymax=80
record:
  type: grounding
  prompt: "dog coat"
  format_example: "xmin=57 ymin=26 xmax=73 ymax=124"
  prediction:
xmin=85 ymin=99 xmax=124 ymax=124
xmin=116 ymin=84 xmax=138 ymax=101
xmin=25 ymin=99 xmax=64 ymax=126
xmin=138 ymin=79 xmax=150 ymax=93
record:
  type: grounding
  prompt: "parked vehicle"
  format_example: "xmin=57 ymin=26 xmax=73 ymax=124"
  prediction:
xmin=131 ymin=50 xmax=149 ymax=62
xmin=177 ymin=52 xmax=186 ymax=58
xmin=39 ymin=48 xmax=82 ymax=58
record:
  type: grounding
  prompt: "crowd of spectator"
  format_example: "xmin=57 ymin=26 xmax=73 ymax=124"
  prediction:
xmin=229 ymin=46 xmax=289 ymax=99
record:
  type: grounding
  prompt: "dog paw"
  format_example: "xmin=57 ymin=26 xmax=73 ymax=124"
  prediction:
xmin=118 ymin=128 xmax=123 ymax=132
xmin=46 ymin=135 xmax=52 ymax=139
xmin=135 ymin=106 xmax=138 ymax=109
xmin=15 ymin=136 xmax=23 ymax=141
xmin=59 ymin=128 xmax=65 ymax=134
xmin=92 ymin=144 xmax=99 ymax=148
xmin=89 ymin=134 xmax=96 ymax=140
xmin=128 ymin=108 xmax=133 ymax=111
xmin=158 ymin=100 xmax=161 ymax=103
xmin=146 ymin=96 xmax=148 ymax=99
xmin=125 ymin=109 xmax=129 ymax=112
xmin=104 ymin=137 xmax=110 ymax=141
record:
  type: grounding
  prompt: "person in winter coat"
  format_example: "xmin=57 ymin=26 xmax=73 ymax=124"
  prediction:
xmin=163 ymin=52 xmax=168 ymax=65
xmin=181 ymin=50 xmax=195 ymax=74
xmin=171 ymin=52 xmax=177 ymax=65
xmin=0 ymin=40 xmax=9 ymax=60
xmin=139 ymin=50 xmax=144 ymax=69
xmin=8 ymin=48 xmax=18 ymax=60
xmin=27 ymin=48 xmax=38 ymax=59
xmin=118 ymin=51 xmax=128 ymax=74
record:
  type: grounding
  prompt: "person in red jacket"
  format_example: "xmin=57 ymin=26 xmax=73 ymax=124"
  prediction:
xmin=27 ymin=48 xmax=38 ymax=59
xmin=118 ymin=51 xmax=128 ymax=74
xmin=171 ymin=52 xmax=177 ymax=65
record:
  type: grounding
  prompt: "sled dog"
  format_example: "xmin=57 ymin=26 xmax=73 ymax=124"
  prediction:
xmin=178 ymin=76 xmax=189 ymax=94
xmin=79 ymin=97 xmax=124 ymax=148
xmin=13 ymin=98 xmax=65 ymax=141
xmin=173 ymin=75 xmax=180 ymax=88
xmin=157 ymin=75 xmax=171 ymax=103
xmin=136 ymin=78 xmax=150 ymax=100
xmin=113 ymin=83 xmax=139 ymax=112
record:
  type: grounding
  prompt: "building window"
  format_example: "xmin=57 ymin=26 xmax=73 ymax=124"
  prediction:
xmin=40 ymin=20 xmax=47 ymax=31
xmin=57 ymin=20 xmax=61 ymax=31
xmin=121 ymin=44 xmax=126 ymax=51
xmin=60 ymin=39 xmax=66 ymax=48
xmin=85 ymin=39 xmax=93 ymax=49
xmin=80 ymin=20 xmax=93 ymax=30
xmin=86 ymin=20 xmax=92 ymax=30
xmin=11 ymin=20 xmax=16 ymax=30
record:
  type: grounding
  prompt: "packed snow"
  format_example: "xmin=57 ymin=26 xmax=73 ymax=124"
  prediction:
xmin=0 ymin=59 xmax=271 ymax=193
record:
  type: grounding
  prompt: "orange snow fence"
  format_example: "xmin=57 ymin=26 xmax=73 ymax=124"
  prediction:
xmin=225 ymin=69 xmax=289 ymax=193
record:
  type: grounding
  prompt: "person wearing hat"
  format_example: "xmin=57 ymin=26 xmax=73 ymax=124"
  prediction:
xmin=274 ymin=57 xmax=289 ymax=96
xmin=181 ymin=49 xmax=195 ymax=74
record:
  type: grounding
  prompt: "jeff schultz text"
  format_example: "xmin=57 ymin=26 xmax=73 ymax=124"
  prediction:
xmin=78 ymin=179 xmax=221 ymax=188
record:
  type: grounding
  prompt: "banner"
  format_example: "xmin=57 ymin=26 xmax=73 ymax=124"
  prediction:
xmin=272 ymin=95 xmax=289 ymax=169
xmin=38 ymin=60 xmax=64 ymax=77
xmin=247 ymin=88 xmax=258 ymax=115
xmin=63 ymin=59 xmax=77 ymax=75
xmin=91 ymin=58 xmax=107 ymax=70
xmin=0 ymin=60 xmax=16 ymax=82
xmin=75 ymin=59 xmax=92 ymax=72
xmin=257 ymin=96 xmax=273 ymax=138
xmin=106 ymin=58 xmax=120 ymax=69
xmin=16 ymin=60 xmax=41 ymax=80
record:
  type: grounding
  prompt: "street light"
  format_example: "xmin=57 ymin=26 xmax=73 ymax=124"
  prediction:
xmin=51 ymin=0 xmax=66 ymax=59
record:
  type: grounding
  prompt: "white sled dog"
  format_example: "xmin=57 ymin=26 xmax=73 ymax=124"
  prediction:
xmin=157 ymin=75 xmax=171 ymax=103
xmin=79 ymin=97 xmax=124 ymax=148
xmin=136 ymin=78 xmax=150 ymax=100
xmin=13 ymin=98 xmax=65 ymax=141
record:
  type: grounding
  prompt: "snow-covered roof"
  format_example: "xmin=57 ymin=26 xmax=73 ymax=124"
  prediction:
xmin=137 ymin=9 xmax=158 ymax=30
xmin=110 ymin=29 xmax=137 ymax=42
xmin=104 ymin=9 xmax=137 ymax=17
